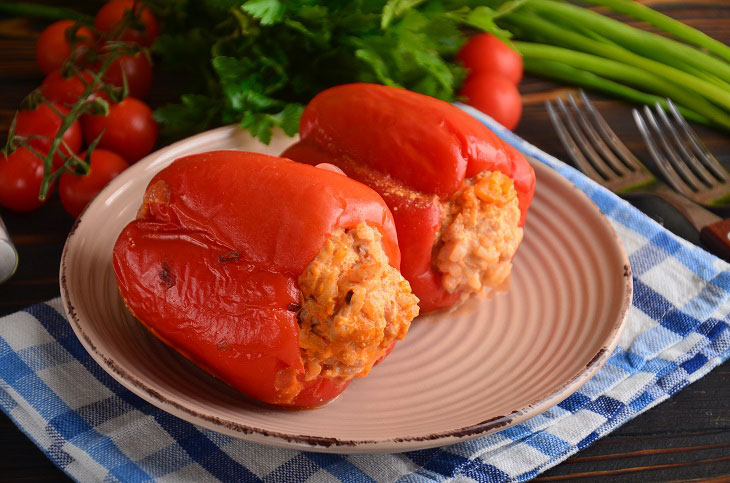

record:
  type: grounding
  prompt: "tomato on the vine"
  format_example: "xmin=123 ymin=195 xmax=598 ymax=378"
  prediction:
xmin=15 ymin=104 xmax=83 ymax=169
xmin=59 ymin=149 xmax=129 ymax=217
xmin=82 ymin=97 xmax=157 ymax=163
xmin=103 ymin=53 xmax=153 ymax=99
xmin=35 ymin=20 xmax=94 ymax=74
xmin=459 ymin=73 xmax=522 ymax=131
xmin=457 ymin=34 xmax=524 ymax=85
xmin=0 ymin=148 xmax=48 ymax=212
xmin=40 ymin=69 xmax=94 ymax=106
xmin=94 ymin=0 xmax=160 ymax=47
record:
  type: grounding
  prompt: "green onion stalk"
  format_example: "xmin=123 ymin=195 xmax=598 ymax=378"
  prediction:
xmin=522 ymin=58 xmax=709 ymax=125
xmin=0 ymin=3 xmax=93 ymax=23
xmin=578 ymin=0 xmax=730 ymax=63
xmin=500 ymin=12 xmax=730 ymax=111
xmin=514 ymin=42 xmax=730 ymax=130
xmin=523 ymin=0 xmax=730 ymax=83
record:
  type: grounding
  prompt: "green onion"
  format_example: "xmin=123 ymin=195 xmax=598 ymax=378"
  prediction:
xmin=500 ymin=12 xmax=730 ymax=111
xmin=515 ymin=41 xmax=730 ymax=130
xmin=523 ymin=0 xmax=730 ymax=82
xmin=522 ymin=58 xmax=710 ymax=126
xmin=578 ymin=0 xmax=730 ymax=63
xmin=0 ymin=3 xmax=93 ymax=24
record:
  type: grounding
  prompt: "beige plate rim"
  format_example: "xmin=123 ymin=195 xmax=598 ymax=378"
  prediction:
xmin=60 ymin=124 xmax=632 ymax=453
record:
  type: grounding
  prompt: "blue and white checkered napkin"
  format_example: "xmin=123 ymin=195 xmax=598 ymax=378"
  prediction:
xmin=2 ymin=108 xmax=729 ymax=482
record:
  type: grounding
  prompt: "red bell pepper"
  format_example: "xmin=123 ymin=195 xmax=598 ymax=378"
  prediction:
xmin=113 ymin=151 xmax=402 ymax=407
xmin=283 ymin=83 xmax=536 ymax=312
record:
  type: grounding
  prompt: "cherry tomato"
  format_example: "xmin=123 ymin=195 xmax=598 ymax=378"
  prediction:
xmin=94 ymin=0 xmax=159 ymax=46
xmin=59 ymin=149 xmax=129 ymax=217
xmin=457 ymin=34 xmax=524 ymax=85
xmin=459 ymin=73 xmax=522 ymax=130
xmin=0 ymin=148 xmax=48 ymax=212
xmin=15 ymin=104 xmax=83 ymax=169
xmin=35 ymin=21 xmax=94 ymax=74
xmin=103 ymin=53 xmax=153 ymax=99
xmin=40 ymin=69 xmax=95 ymax=106
xmin=82 ymin=97 xmax=157 ymax=163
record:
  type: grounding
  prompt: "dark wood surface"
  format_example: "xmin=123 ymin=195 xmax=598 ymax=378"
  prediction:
xmin=1 ymin=2 xmax=729 ymax=481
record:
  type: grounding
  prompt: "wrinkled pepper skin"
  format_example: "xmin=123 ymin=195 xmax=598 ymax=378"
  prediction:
xmin=283 ymin=83 xmax=536 ymax=313
xmin=113 ymin=151 xmax=400 ymax=407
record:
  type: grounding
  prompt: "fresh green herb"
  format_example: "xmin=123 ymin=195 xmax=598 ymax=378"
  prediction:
xmin=148 ymin=0 xmax=513 ymax=143
xmin=142 ymin=0 xmax=730 ymax=140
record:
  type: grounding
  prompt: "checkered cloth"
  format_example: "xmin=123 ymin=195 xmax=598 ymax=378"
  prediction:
xmin=1 ymin=108 xmax=729 ymax=482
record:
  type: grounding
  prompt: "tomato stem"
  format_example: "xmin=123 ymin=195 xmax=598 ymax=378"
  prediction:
xmin=5 ymin=9 xmax=148 ymax=201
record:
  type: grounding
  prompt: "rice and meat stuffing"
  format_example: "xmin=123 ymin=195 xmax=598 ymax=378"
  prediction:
xmin=435 ymin=170 xmax=523 ymax=299
xmin=288 ymin=171 xmax=520 ymax=393
xmin=296 ymin=222 xmax=419 ymax=383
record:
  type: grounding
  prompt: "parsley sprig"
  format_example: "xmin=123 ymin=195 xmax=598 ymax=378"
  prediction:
xmin=148 ymin=0 xmax=510 ymax=143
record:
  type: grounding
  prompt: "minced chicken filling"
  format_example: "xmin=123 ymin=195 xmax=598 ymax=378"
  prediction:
xmin=434 ymin=170 xmax=523 ymax=298
xmin=296 ymin=223 xmax=420 ymax=383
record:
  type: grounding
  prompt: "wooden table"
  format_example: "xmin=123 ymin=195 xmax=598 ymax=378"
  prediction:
xmin=1 ymin=2 xmax=729 ymax=481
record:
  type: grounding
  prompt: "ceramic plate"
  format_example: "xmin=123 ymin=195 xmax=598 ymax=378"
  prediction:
xmin=60 ymin=126 xmax=632 ymax=453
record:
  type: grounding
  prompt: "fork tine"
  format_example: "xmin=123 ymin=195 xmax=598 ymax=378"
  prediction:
xmin=545 ymin=100 xmax=605 ymax=182
xmin=633 ymin=107 xmax=695 ymax=197
xmin=652 ymin=103 xmax=715 ymax=188
xmin=566 ymin=93 xmax=628 ymax=176
xmin=666 ymin=99 xmax=729 ymax=182
xmin=578 ymin=90 xmax=645 ymax=172
xmin=554 ymin=97 xmax=617 ymax=179
xmin=641 ymin=105 xmax=702 ymax=191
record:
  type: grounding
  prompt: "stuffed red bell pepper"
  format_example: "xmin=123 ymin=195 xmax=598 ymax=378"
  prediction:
xmin=113 ymin=151 xmax=419 ymax=407
xmin=283 ymin=83 xmax=536 ymax=313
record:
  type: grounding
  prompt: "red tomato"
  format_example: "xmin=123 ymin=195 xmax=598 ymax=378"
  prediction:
xmin=94 ymin=0 xmax=159 ymax=46
xmin=59 ymin=149 xmax=129 ymax=217
xmin=0 ymin=148 xmax=48 ymax=212
xmin=82 ymin=97 xmax=157 ymax=163
xmin=40 ymin=69 xmax=94 ymax=106
xmin=15 ymin=104 xmax=83 ymax=169
xmin=459 ymin=73 xmax=522 ymax=131
xmin=103 ymin=53 xmax=153 ymax=99
xmin=457 ymin=34 xmax=524 ymax=85
xmin=35 ymin=21 xmax=94 ymax=74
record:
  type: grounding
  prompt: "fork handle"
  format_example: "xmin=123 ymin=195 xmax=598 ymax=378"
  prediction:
xmin=700 ymin=219 xmax=730 ymax=263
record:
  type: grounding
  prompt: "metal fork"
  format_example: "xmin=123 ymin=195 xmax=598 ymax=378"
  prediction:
xmin=633 ymin=100 xmax=730 ymax=209
xmin=545 ymin=91 xmax=730 ymax=261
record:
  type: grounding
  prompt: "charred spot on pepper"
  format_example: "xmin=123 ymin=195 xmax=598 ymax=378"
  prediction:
xmin=287 ymin=303 xmax=301 ymax=313
xmin=159 ymin=262 xmax=176 ymax=288
xmin=138 ymin=180 xmax=172 ymax=218
xmin=218 ymin=250 xmax=240 ymax=264
xmin=145 ymin=180 xmax=172 ymax=205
